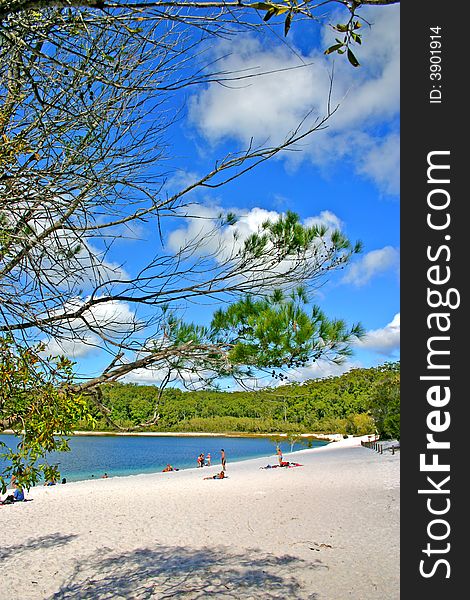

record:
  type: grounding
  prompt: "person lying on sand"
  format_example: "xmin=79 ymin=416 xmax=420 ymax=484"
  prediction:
xmin=260 ymin=462 xmax=303 ymax=469
xmin=162 ymin=464 xmax=174 ymax=472
xmin=203 ymin=471 xmax=226 ymax=480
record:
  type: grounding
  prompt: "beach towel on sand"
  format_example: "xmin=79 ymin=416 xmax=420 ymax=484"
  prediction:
xmin=260 ymin=462 xmax=303 ymax=469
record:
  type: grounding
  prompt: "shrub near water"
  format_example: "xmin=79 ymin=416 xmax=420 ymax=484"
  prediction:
xmin=171 ymin=417 xmax=309 ymax=434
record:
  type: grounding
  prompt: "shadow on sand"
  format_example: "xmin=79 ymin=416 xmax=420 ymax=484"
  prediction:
xmin=47 ymin=543 xmax=325 ymax=599
xmin=0 ymin=533 xmax=78 ymax=562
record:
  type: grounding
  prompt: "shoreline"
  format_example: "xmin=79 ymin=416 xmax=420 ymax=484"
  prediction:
xmin=4 ymin=434 xmax=381 ymax=492
xmin=2 ymin=428 xmax=344 ymax=441
xmin=2 ymin=430 xmax=343 ymax=486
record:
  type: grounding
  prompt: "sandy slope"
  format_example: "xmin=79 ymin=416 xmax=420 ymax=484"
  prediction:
xmin=0 ymin=435 xmax=399 ymax=599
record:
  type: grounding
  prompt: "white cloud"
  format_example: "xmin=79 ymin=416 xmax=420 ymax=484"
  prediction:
xmin=189 ymin=5 xmax=399 ymax=195
xmin=123 ymin=364 xmax=217 ymax=390
xmin=166 ymin=204 xmax=350 ymax=296
xmin=2 ymin=196 xmax=128 ymax=290
xmin=342 ymin=246 xmax=399 ymax=287
xmin=356 ymin=133 xmax=400 ymax=196
xmin=356 ymin=313 xmax=400 ymax=355
xmin=283 ymin=358 xmax=362 ymax=383
xmin=122 ymin=366 xmax=168 ymax=386
xmin=41 ymin=298 xmax=138 ymax=359
xmin=43 ymin=336 xmax=100 ymax=359
xmin=69 ymin=241 xmax=128 ymax=287
xmin=304 ymin=210 xmax=343 ymax=231
xmin=168 ymin=204 xmax=342 ymax=259
xmin=189 ymin=36 xmax=327 ymax=145
xmin=163 ymin=170 xmax=204 ymax=198
xmin=168 ymin=204 xmax=280 ymax=260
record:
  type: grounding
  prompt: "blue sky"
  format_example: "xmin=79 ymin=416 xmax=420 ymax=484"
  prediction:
xmin=45 ymin=3 xmax=400 ymax=387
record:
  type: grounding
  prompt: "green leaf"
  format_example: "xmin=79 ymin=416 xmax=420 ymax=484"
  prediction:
xmin=347 ymin=48 xmax=360 ymax=67
xmin=284 ymin=12 xmax=293 ymax=36
xmin=251 ymin=2 xmax=275 ymax=10
xmin=324 ymin=43 xmax=343 ymax=55
xmin=351 ymin=32 xmax=362 ymax=44
xmin=263 ymin=8 xmax=277 ymax=21
xmin=333 ymin=23 xmax=349 ymax=33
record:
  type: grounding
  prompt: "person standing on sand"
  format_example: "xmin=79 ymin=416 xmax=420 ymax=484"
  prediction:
xmin=206 ymin=453 xmax=211 ymax=466
xmin=276 ymin=445 xmax=283 ymax=466
xmin=221 ymin=449 xmax=226 ymax=471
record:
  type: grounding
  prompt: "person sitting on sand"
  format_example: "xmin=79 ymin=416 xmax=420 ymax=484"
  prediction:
xmin=162 ymin=464 xmax=174 ymax=472
xmin=1 ymin=486 xmax=25 ymax=504
xmin=13 ymin=486 xmax=25 ymax=501
xmin=204 ymin=471 xmax=226 ymax=480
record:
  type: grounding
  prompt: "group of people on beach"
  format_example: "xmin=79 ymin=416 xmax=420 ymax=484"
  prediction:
xmin=2 ymin=444 xmax=301 ymax=502
xmin=201 ymin=449 xmax=227 ymax=480
xmin=197 ymin=449 xmax=226 ymax=471
xmin=197 ymin=452 xmax=210 ymax=467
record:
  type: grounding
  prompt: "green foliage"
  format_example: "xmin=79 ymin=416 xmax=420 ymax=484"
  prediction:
xmin=367 ymin=362 xmax=400 ymax=440
xmin=0 ymin=336 xmax=94 ymax=492
xmin=251 ymin=1 xmax=292 ymax=34
xmin=211 ymin=287 xmax=364 ymax=379
xmin=80 ymin=362 xmax=399 ymax=438
xmin=324 ymin=19 xmax=363 ymax=66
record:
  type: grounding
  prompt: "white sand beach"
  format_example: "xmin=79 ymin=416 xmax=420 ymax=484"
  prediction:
xmin=0 ymin=435 xmax=399 ymax=599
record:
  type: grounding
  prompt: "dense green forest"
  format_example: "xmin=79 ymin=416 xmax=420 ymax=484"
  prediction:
xmin=81 ymin=362 xmax=400 ymax=440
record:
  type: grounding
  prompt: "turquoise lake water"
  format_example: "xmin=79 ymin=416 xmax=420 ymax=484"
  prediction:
xmin=0 ymin=434 xmax=329 ymax=482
